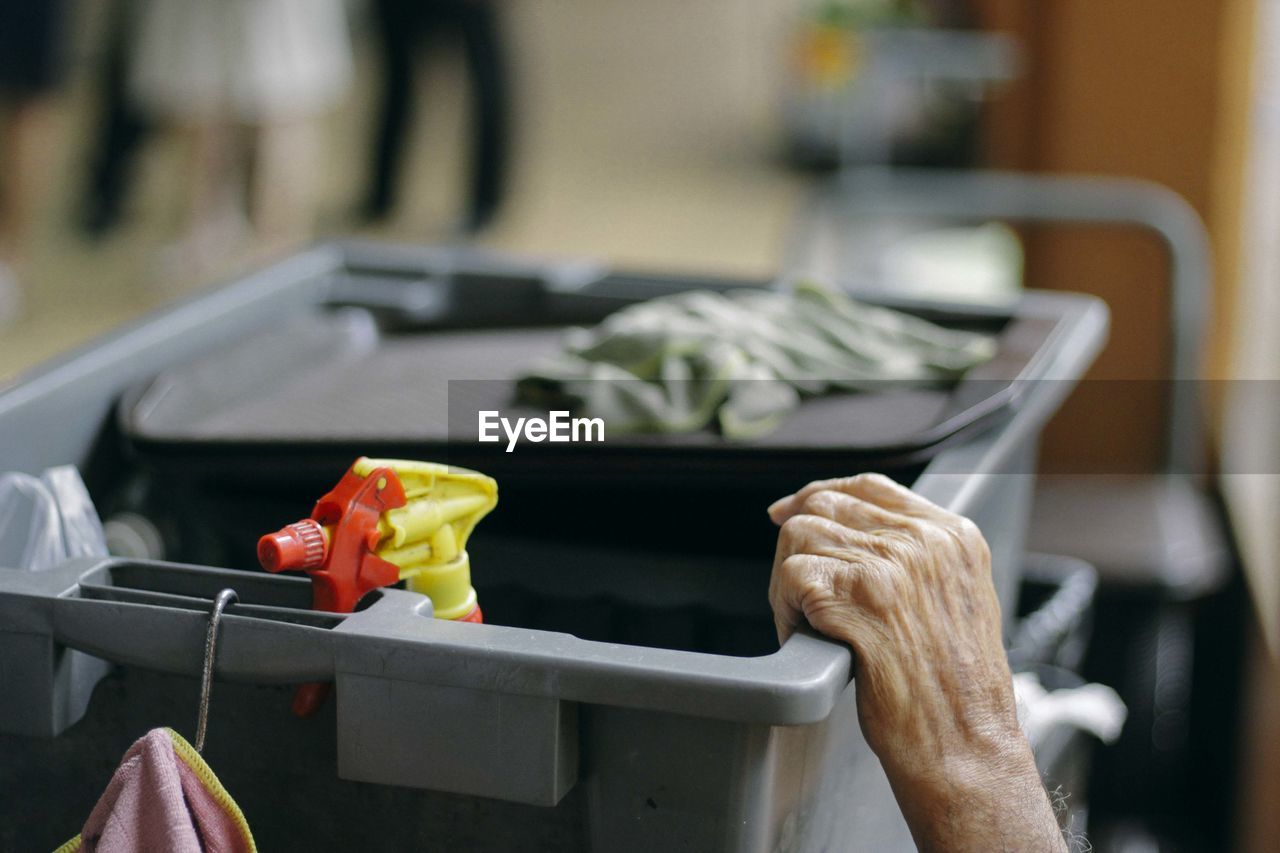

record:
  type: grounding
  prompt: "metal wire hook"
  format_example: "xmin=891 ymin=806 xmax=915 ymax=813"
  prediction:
xmin=196 ymin=588 xmax=238 ymax=753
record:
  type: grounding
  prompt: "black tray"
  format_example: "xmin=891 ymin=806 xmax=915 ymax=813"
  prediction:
xmin=118 ymin=260 xmax=1061 ymax=487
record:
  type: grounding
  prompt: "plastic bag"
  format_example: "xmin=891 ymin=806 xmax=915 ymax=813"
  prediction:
xmin=0 ymin=466 xmax=109 ymax=570
xmin=42 ymin=466 xmax=109 ymax=559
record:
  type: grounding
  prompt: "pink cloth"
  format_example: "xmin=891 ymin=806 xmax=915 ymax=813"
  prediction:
xmin=77 ymin=729 xmax=253 ymax=853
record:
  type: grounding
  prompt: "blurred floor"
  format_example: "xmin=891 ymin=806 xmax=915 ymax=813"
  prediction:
xmin=0 ymin=0 xmax=806 ymax=383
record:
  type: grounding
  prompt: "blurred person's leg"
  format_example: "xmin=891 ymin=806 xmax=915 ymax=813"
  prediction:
xmin=252 ymin=117 xmax=321 ymax=251
xmin=133 ymin=0 xmax=350 ymax=282
xmin=0 ymin=98 xmax=58 ymax=255
xmin=127 ymin=0 xmax=243 ymax=282
xmin=457 ymin=0 xmax=508 ymax=233
xmin=0 ymin=0 xmax=70 ymax=324
xmin=363 ymin=0 xmax=417 ymax=221
xmin=160 ymin=120 xmax=249 ymax=280
xmin=0 ymin=98 xmax=59 ymax=324
xmin=80 ymin=0 xmax=150 ymax=238
xmin=0 ymin=101 xmax=52 ymax=324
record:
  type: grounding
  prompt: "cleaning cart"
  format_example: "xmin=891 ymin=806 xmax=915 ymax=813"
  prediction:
xmin=0 ymin=242 xmax=1106 ymax=851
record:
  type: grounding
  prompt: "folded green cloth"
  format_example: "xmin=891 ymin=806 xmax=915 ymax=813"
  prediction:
xmin=516 ymin=282 xmax=997 ymax=439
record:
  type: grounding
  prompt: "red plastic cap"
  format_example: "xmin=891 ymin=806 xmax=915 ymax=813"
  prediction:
xmin=259 ymin=519 xmax=327 ymax=572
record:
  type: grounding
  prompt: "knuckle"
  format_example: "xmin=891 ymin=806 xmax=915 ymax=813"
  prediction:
xmin=797 ymin=574 xmax=832 ymax=607
xmin=847 ymin=561 xmax=900 ymax=614
xmin=951 ymin=515 xmax=987 ymax=551
xmin=845 ymin=472 xmax=880 ymax=492
xmin=915 ymin=519 xmax=951 ymax=549
xmin=781 ymin=557 xmax=834 ymax=606
xmin=802 ymin=489 xmax=837 ymax=515
xmin=825 ymin=473 xmax=865 ymax=494
xmin=894 ymin=514 xmax=927 ymax=539
xmin=779 ymin=553 xmax=811 ymax=583
xmin=779 ymin=514 xmax=824 ymax=552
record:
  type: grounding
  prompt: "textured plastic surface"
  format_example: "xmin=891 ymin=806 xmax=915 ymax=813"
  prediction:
xmin=0 ymin=243 xmax=1107 ymax=850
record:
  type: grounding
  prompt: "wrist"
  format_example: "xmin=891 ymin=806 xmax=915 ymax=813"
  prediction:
xmin=883 ymin=728 xmax=1062 ymax=852
xmin=886 ymin=716 xmax=1038 ymax=795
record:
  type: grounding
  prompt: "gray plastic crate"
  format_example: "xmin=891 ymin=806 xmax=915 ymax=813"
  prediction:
xmin=0 ymin=243 xmax=1107 ymax=851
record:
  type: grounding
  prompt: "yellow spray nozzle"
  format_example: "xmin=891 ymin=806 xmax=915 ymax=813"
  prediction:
xmin=354 ymin=457 xmax=498 ymax=620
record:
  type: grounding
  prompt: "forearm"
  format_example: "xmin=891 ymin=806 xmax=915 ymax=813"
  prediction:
xmin=884 ymin=734 xmax=1066 ymax=853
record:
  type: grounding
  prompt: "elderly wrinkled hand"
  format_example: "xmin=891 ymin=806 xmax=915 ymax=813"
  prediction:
xmin=767 ymin=474 xmax=1066 ymax=852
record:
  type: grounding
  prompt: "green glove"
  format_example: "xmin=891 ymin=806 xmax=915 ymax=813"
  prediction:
xmin=516 ymin=282 xmax=995 ymax=439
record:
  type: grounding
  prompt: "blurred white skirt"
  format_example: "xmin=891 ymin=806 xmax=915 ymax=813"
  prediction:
xmin=129 ymin=0 xmax=353 ymax=123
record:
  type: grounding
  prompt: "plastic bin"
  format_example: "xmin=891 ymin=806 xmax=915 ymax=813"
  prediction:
xmin=0 ymin=243 xmax=1107 ymax=851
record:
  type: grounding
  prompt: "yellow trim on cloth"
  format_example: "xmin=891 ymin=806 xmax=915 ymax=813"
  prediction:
xmin=53 ymin=728 xmax=255 ymax=853
xmin=166 ymin=728 xmax=256 ymax=851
